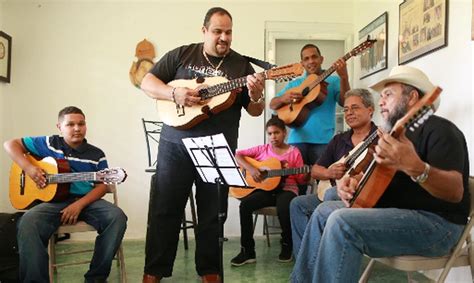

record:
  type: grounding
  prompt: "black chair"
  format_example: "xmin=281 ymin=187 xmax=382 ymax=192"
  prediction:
xmin=142 ymin=118 xmax=197 ymax=250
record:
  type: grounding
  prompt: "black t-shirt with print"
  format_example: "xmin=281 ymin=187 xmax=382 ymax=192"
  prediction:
xmin=149 ymin=43 xmax=255 ymax=151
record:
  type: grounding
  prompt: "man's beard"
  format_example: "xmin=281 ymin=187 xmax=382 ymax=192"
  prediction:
xmin=381 ymin=96 xmax=409 ymax=132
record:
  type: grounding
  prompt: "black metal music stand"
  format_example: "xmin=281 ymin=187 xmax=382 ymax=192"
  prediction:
xmin=182 ymin=134 xmax=248 ymax=282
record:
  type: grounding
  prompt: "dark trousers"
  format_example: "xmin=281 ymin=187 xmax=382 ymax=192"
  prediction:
xmin=144 ymin=139 xmax=228 ymax=277
xmin=239 ymin=189 xmax=296 ymax=250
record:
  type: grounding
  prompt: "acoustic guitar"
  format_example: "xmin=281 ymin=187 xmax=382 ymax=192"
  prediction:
xmin=349 ymin=86 xmax=442 ymax=208
xmin=9 ymin=155 xmax=127 ymax=210
xmin=229 ymin=156 xmax=310 ymax=199
xmin=317 ymin=130 xmax=378 ymax=200
xmin=156 ymin=63 xmax=304 ymax=129
xmin=276 ymin=38 xmax=377 ymax=127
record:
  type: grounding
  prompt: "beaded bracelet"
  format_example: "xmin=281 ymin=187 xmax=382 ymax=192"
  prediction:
xmin=171 ymin=87 xmax=177 ymax=103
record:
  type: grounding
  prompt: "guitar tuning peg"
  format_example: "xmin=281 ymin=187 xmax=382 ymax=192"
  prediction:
xmin=409 ymin=126 xmax=415 ymax=132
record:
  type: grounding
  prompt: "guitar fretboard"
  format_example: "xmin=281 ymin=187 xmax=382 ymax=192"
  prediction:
xmin=304 ymin=39 xmax=375 ymax=95
xmin=199 ymin=76 xmax=249 ymax=100
xmin=198 ymin=63 xmax=301 ymax=100
xmin=306 ymin=51 xmax=355 ymax=94
xmin=345 ymin=130 xmax=378 ymax=168
xmin=266 ymin=166 xmax=310 ymax=178
xmin=47 ymin=172 xmax=96 ymax=184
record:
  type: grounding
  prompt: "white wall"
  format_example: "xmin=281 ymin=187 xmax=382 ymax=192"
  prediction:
xmin=0 ymin=0 xmax=354 ymax=239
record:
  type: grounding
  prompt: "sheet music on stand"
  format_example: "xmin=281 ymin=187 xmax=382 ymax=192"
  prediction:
xmin=182 ymin=133 xmax=249 ymax=187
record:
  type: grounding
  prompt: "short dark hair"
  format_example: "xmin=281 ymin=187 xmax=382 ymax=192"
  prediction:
xmin=58 ymin=106 xmax=85 ymax=121
xmin=300 ymin=44 xmax=321 ymax=59
xmin=203 ymin=7 xmax=232 ymax=28
xmin=265 ymin=116 xmax=286 ymax=131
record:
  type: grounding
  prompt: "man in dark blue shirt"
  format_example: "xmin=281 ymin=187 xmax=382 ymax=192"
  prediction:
xmin=290 ymin=88 xmax=377 ymax=258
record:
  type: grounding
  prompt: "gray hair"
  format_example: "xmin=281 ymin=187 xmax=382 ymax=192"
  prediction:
xmin=344 ymin=88 xmax=374 ymax=109
xmin=401 ymin=83 xmax=423 ymax=98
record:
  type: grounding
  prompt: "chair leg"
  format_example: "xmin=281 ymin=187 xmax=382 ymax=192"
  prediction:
xmin=182 ymin=212 xmax=189 ymax=250
xmin=189 ymin=192 xmax=197 ymax=226
xmin=253 ymin=214 xmax=258 ymax=231
xmin=117 ymin=245 xmax=127 ymax=283
xmin=264 ymin=215 xmax=270 ymax=247
xmin=48 ymin=236 xmax=56 ymax=283
xmin=358 ymin=258 xmax=376 ymax=283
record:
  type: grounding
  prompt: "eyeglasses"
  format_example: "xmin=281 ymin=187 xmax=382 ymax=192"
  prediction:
xmin=342 ymin=105 xmax=365 ymax=113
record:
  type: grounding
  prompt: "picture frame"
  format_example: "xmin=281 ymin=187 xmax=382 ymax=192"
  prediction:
xmin=0 ymin=31 xmax=12 ymax=83
xmin=399 ymin=0 xmax=448 ymax=65
xmin=359 ymin=12 xmax=388 ymax=79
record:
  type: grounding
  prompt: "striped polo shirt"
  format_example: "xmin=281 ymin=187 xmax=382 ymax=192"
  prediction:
xmin=22 ymin=135 xmax=108 ymax=195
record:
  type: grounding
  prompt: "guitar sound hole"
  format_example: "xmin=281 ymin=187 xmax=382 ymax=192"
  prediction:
xmin=196 ymin=77 xmax=205 ymax=84
xmin=302 ymin=87 xmax=309 ymax=97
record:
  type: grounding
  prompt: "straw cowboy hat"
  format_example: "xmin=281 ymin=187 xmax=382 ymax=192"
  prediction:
xmin=369 ymin=65 xmax=440 ymax=110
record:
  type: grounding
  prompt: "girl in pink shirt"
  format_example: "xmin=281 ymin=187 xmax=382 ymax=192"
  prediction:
xmin=231 ymin=116 xmax=308 ymax=266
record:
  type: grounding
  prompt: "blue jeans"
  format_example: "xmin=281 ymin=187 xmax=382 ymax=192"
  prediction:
xmin=291 ymin=143 xmax=327 ymax=166
xmin=290 ymin=187 xmax=338 ymax=258
xmin=17 ymin=198 xmax=127 ymax=283
xmin=291 ymin=201 xmax=464 ymax=283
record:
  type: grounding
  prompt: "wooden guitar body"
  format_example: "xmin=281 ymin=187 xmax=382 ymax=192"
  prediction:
xmin=9 ymin=155 xmax=127 ymax=210
xmin=277 ymin=74 xmax=328 ymax=127
xmin=349 ymin=160 xmax=396 ymax=208
xmin=229 ymin=157 xmax=282 ymax=199
xmin=9 ymin=156 xmax=70 ymax=210
xmin=157 ymin=76 xmax=236 ymax=129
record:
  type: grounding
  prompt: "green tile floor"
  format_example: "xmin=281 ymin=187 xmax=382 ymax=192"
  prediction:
xmin=52 ymin=235 xmax=431 ymax=282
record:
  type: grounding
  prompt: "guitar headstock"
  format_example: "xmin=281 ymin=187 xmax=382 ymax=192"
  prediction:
xmin=392 ymin=86 xmax=442 ymax=137
xmin=265 ymin=63 xmax=304 ymax=81
xmin=97 ymin=167 xmax=128 ymax=184
xmin=350 ymin=37 xmax=377 ymax=57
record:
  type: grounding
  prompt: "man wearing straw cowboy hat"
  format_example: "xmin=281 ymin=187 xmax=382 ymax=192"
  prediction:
xmin=290 ymin=66 xmax=470 ymax=283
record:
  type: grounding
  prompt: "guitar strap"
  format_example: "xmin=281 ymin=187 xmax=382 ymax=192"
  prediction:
xmin=243 ymin=55 xmax=276 ymax=70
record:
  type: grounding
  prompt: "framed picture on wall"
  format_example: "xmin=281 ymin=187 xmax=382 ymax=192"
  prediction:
xmin=358 ymin=12 xmax=388 ymax=79
xmin=399 ymin=0 xmax=448 ymax=65
xmin=0 ymin=31 xmax=12 ymax=83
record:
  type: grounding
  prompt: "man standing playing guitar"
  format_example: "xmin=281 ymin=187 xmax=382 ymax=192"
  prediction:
xmin=140 ymin=7 xmax=265 ymax=283
xmin=3 ymin=106 xmax=127 ymax=283
xmin=289 ymin=88 xmax=377 ymax=259
xmin=291 ymin=66 xmax=469 ymax=283
xmin=269 ymin=44 xmax=350 ymax=168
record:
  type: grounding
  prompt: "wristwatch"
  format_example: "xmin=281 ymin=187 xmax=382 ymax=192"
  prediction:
xmin=411 ymin=162 xmax=430 ymax=184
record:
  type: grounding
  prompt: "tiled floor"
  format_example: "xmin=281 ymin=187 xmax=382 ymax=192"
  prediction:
xmin=52 ymin=236 xmax=431 ymax=282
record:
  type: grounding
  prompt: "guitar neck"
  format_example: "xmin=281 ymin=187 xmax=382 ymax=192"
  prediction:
xmin=47 ymin=172 xmax=97 ymax=184
xmin=345 ymin=130 xmax=378 ymax=168
xmin=267 ymin=166 xmax=308 ymax=178
xmin=311 ymin=51 xmax=354 ymax=87
xmin=200 ymin=70 xmax=268 ymax=100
